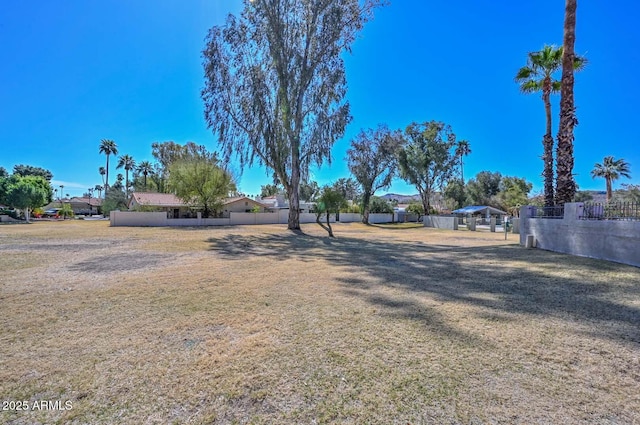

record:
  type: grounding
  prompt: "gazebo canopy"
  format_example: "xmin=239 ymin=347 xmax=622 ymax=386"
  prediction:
xmin=452 ymin=205 xmax=508 ymax=216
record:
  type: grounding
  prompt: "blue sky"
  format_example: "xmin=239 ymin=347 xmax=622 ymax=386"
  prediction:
xmin=1 ymin=1 xmax=639 ymax=198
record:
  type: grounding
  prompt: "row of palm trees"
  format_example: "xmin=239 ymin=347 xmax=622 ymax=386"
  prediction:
xmin=98 ymin=139 xmax=155 ymax=198
xmin=516 ymin=0 xmax=634 ymax=206
xmin=515 ymin=44 xmax=586 ymax=207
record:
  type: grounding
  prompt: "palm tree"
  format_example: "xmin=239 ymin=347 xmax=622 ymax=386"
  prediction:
xmin=116 ymin=154 xmax=136 ymax=198
xmin=516 ymin=44 xmax=586 ymax=207
xmin=591 ymin=156 xmax=631 ymax=202
xmin=454 ymin=140 xmax=471 ymax=183
xmin=59 ymin=185 xmax=64 ymax=202
xmin=99 ymin=166 xmax=106 ymax=186
xmin=137 ymin=161 xmax=154 ymax=191
xmin=94 ymin=185 xmax=103 ymax=199
xmin=99 ymin=139 xmax=118 ymax=195
xmin=556 ymin=0 xmax=579 ymax=205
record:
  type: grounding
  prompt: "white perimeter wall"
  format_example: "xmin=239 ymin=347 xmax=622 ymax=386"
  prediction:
xmin=520 ymin=203 xmax=640 ymax=268
xmin=110 ymin=210 xmax=337 ymax=227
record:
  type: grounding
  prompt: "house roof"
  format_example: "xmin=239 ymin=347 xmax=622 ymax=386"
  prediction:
xmin=69 ymin=197 xmax=103 ymax=207
xmin=452 ymin=205 xmax=508 ymax=215
xmin=128 ymin=193 xmax=268 ymax=208
xmin=224 ymin=196 xmax=268 ymax=208
xmin=130 ymin=192 xmax=184 ymax=207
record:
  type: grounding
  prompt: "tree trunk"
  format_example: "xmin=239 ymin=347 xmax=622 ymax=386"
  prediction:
xmin=606 ymin=178 xmax=612 ymax=203
xmin=105 ymin=155 xmax=110 ymax=196
xmin=326 ymin=211 xmax=334 ymax=237
xmin=542 ymin=80 xmax=555 ymax=207
xmin=421 ymin=188 xmax=431 ymax=216
xmin=542 ymin=134 xmax=555 ymax=207
xmin=287 ymin=165 xmax=301 ymax=230
xmin=556 ymin=0 xmax=578 ymax=205
xmin=361 ymin=191 xmax=371 ymax=224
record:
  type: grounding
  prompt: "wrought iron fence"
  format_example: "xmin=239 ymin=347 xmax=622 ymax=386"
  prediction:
xmin=580 ymin=202 xmax=640 ymax=221
xmin=530 ymin=205 xmax=565 ymax=219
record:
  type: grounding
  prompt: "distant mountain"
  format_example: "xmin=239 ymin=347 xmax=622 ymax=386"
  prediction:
xmin=379 ymin=193 xmax=422 ymax=203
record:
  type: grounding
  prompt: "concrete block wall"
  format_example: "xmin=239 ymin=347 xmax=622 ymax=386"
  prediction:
xmin=520 ymin=203 xmax=640 ymax=267
xmin=368 ymin=213 xmax=393 ymax=224
xmin=110 ymin=211 xmax=167 ymax=227
xmin=424 ymin=215 xmax=458 ymax=230
xmin=338 ymin=213 xmax=362 ymax=223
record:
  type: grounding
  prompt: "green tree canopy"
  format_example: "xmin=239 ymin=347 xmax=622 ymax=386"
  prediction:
xmin=612 ymin=184 xmax=640 ymax=203
xmin=4 ymin=176 xmax=50 ymax=222
xmin=299 ymin=181 xmax=320 ymax=202
xmin=202 ymin=0 xmax=382 ymax=230
xmin=260 ymin=184 xmax=283 ymax=198
xmin=465 ymin=171 xmax=503 ymax=207
xmin=347 ymin=125 xmax=403 ymax=223
xmin=497 ymin=176 xmax=533 ymax=214
xmin=369 ymin=196 xmax=393 ymax=214
xmin=332 ymin=177 xmax=361 ymax=202
xmin=168 ymin=159 xmax=236 ymax=218
xmin=12 ymin=164 xmax=53 ymax=181
xmin=405 ymin=201 xmax=425 ymax=221
xmin=398 ymin=121 xmax=459 ymax=215
xmin=443 ymin=179 xmax=466 ymax=210
xmin=314 ymin=185 xmax=347 ymax=237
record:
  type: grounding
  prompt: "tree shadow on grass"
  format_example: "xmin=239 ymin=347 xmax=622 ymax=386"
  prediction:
xmin=207 ymin=231 xmax=640 ymax=345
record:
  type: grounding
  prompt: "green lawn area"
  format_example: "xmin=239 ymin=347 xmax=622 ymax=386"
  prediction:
xmin=1 ymin=220 xmax=638 ymax=424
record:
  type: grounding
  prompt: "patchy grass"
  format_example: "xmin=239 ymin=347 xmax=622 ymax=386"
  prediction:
xmin=0 ymin=220 xmax=638 ymax=424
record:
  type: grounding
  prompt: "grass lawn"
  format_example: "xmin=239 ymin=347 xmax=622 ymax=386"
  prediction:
xmin=1 ymin=220 xmax=639 ymax=424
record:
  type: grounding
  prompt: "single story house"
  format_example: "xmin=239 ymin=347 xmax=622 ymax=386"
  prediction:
xmin=128 ymin=192 xmax=269 ymax=218
xmin=42 ymin=197 xmax=102 ymax=215
xmin=68 ymin=197 xmax=102 ymax=215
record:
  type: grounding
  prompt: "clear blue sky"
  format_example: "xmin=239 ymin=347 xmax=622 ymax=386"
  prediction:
xmin=2 ymin=1 xmax=639 ymax=198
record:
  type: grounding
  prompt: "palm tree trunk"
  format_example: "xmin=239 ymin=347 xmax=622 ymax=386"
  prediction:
xmin=542 ymin=83 xmax=555 ymax=207
xmin=606 ymin=178 xmax=612 ymax=203
xmin=556 ymin=0 xmax=578 ymax=205
xmin=105 ymin=155 xmax=110 ymax=196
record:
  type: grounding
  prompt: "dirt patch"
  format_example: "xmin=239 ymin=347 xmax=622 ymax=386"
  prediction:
xmin=68 ymin=252 xmax=174 ymax=273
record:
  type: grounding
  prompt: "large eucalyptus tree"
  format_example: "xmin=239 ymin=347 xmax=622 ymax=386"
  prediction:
xmin=202 ymin=0 xmax=382 ymax=230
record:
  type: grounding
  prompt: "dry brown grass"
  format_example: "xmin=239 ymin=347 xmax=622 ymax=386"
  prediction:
xmin=0 ymin=220 xmax=639 ymax=424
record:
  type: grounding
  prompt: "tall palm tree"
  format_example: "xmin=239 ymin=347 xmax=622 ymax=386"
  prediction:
xmin=99 ymin=139 xmax=118 ymax=195
xmin=591 ymin=156 xmax=631 ymax=202
xmin=556 ymin=0 xmax=578 ymax=205
xmin=454 ymin=140 xmax=471 ymax=183
xmin=516 ymin=44 xmax=586 ymax=207
xmin=137 ymin=160 xmax=154 ymax=191
xmin=99 ymin=166 xmax=106 ymax=186
xmin=94 ymin=185 xmax=103 ymax=199
xmin=116 ymin=154 xmax=136 ymax=198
